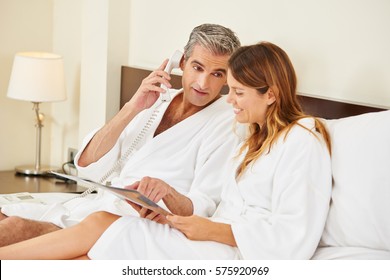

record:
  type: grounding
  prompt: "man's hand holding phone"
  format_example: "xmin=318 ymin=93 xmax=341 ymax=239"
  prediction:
xmin=127 ymin=50 xmax=183 ymax=112
xmin=127 ymin=60 xmax=172 ymax=113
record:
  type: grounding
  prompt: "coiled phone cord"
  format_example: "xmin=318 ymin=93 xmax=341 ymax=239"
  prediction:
xmin=62 ymin=103 xmax=163 ymax=203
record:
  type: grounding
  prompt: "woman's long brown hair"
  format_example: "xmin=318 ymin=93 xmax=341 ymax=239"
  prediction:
xmin=229 ymin=42 xmax=331 ymax=178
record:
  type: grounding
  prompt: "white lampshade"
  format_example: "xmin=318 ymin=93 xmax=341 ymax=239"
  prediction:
xmin=7 ymin=52 xmax=66 ymax=102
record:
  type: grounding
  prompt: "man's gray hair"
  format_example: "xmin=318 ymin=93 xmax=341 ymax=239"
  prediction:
xmin=183 ymin=23 xmax=241 ymax=60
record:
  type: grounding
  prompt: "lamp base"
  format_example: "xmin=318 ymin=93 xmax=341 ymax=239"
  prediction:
xmin=15 ymin=165 xmax=60 ymax=176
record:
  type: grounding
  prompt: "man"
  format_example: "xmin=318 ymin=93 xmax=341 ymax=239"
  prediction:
xmin=0 ymin=23 xmax=241 ymax=246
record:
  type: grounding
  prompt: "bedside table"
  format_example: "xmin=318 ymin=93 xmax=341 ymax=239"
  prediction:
xmin=0 ymin=170 xmax=85 ymax=194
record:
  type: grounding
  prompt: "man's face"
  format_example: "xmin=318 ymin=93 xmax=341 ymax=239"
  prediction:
xmin=181 ymin=44 xmax=230 ymax=107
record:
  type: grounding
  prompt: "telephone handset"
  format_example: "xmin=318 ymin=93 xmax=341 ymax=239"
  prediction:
xmin=160 ymin=50 xmax=183 ymax=102
xmin=63 ymin=51 xmax=183 ymax=203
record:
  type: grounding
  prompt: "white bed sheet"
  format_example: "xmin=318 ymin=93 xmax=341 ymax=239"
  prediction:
xmin=312 ymin=247 xmax=390 ymax=260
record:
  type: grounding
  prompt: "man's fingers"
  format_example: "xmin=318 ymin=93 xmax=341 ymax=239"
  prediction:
xmin=125 ymin=181 xmax=139 ymax=190
xmin=158 ymin=59 xmax=169 ymax=71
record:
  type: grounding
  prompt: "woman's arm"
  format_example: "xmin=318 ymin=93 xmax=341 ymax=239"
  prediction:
xmin=0 ymin=212 xmax=120 ymax=260
xmin=167 ymin=215 xmax=237 ymax=247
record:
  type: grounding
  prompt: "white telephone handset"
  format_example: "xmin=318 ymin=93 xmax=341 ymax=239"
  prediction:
xmin=160 ymin=50 xmax=183 ymax=102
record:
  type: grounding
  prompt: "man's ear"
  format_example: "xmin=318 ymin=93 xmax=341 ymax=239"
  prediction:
xmin=179 ymin=55 xmax=185 ymax=71
xmin=267 ymin=87 xmax=277 ymax=106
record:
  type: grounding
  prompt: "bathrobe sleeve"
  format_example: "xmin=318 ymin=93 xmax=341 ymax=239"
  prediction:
xmin=231 ymin=125 xmax=332 ymax=259
xmin=74 ymin=127 xmax=121 ymax=180
xmin=74 ymin=111 xmax=145 ymax=181
xmin=187 ymin=120 xmax=241 ymax=216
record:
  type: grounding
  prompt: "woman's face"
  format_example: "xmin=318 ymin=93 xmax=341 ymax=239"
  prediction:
xmin=226 ymin=70 xmax=275 ymax=126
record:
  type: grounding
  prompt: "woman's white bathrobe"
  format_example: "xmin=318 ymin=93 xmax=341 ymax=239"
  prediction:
xmin=88 ymin=118 xmax=332 ymax=260
xmin=1 ymin=90 xmax=240 ymax=227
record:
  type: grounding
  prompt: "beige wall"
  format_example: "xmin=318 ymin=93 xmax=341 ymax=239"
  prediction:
xmin=50 ymin=0 xmax=81 ymax=169
xmin=128 ymin=0 xmax=390 ymax=108
xmin=1 ymin=0 xmax=389 ymax=171
xmin=0 ymin=0 xmax=54 ymax=171
xmin=0 ymin=0 xmax=127 ymax=171
xmin=78 ymin=0 xmax=129 ymax=145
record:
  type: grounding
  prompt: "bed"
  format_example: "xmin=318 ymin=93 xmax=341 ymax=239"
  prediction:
xmin=2 ymin=66 xmax=389 ymax=260
xmin=122 ymin=66 xmax=390 ymax=259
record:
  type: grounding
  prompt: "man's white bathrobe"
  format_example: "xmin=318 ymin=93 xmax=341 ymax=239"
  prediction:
xmin=88 ymin=118 xmax=332 ymax=260
xmin=1 ymin=90 xmax=239 ymax=227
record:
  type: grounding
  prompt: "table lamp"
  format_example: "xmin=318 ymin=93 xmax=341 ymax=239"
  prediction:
xmin=7 ymin=52 xmax=67 ymax=175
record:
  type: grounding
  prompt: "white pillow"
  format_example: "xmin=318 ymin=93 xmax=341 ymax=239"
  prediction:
xmin=320 ymin=110 xmax=390 ymax=251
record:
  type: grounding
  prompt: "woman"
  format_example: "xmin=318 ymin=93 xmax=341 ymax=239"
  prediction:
xmin=0 ymin=42 xmax=332 ymax=260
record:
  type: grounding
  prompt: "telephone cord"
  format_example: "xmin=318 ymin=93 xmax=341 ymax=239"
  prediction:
xmin=62 ymin=102 xmax=163 ymax=204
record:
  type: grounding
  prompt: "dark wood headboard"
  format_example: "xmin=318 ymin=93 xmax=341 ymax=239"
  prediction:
xmin=121 ymin=66 xmax=386 ymax=119
xmin=297 ymin=94 xmax=385 ymax=119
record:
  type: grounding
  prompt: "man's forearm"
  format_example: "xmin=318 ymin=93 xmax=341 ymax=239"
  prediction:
xmin=78 ymin=103 xmax=139 ymax=167
xmin=163 ymin=189 xmax=194 ymax=216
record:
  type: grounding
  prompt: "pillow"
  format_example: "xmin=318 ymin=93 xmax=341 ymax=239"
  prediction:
xmin=320 ymin=110 xmax=390 ymax=252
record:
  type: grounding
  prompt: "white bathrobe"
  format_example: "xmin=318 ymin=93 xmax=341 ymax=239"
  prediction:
xmin=1 ymin=90 xmax=240 ymax=227
xmin=88 ymin=118 xmax=332 ymax=260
